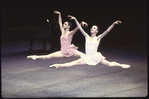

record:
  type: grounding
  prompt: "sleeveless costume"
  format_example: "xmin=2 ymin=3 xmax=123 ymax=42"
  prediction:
xmin=81 ymin=37 xmax=105 ymax=65
xmin=60 ymin=35 xmax=78 ymax=57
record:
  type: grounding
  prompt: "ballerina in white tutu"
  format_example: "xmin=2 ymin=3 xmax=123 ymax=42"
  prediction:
xmin=50 ymin=15 xmax=130 ymax=69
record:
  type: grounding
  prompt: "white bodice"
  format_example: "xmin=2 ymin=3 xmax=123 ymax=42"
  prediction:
xmin=85 ymin=37 xmax=100 ymax=56
xmin=81 ymin=37 xmax=105 ymax=65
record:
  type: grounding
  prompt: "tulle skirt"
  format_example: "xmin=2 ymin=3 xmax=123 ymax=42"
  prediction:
xmin=81 ymin=52 xmax=105 ymax=65
xmin=60 ymin=44 xmax=78 ymax=57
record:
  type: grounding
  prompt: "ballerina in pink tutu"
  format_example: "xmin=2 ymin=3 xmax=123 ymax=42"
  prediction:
xmin=27 ymin=11 xmax=88 ymax=60
xmin=50 ymin=15 xmax=130 ymax=69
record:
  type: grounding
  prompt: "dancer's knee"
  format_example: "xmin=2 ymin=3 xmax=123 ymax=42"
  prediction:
xmin=106 ymin=62 xmax=112 ymax=66
xmin=109 ymin=61 xmax=117 ymax=66
xmin=77 ymin=58 xmax=86 ymax=65
xmin=101 ymin=60 xmax=112 ymax=66
xmin=51 ymin=51 xmax=64 ymax=58
xmin=102 ymin=61 xmax=114 ymax=66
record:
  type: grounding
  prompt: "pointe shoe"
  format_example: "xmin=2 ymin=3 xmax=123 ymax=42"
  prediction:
xmin=49 ymin=65 xmax=55 ymax=68
xmin=50 ymin=64 xmax=61 ymax=69
xmin=27 ymin=55 xmax=37 ymax=60
xmin=121 ymin=64 xmax=130 ymax=69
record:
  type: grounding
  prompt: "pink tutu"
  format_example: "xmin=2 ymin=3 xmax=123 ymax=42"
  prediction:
xmin=60 ymin=36 xmax=78 ymax=57
xmin=60 ymin=44 xmax=78 ymax=57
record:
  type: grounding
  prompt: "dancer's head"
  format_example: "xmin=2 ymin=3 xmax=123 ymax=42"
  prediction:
xmin=63 ymin=21 xmax=72 ymax=30
xmin=90 ymin=25 xmax=99 ymax=34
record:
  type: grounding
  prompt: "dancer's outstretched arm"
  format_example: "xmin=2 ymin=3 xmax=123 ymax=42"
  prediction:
xmin=54 ymin=10 xmax=64 ymax=33
xmin=97 ymin=20 xmax=122 ymax=40
xmin=68 ymin=15 xmax=89 ymax=38
xmin=69 ymin=21 xmax=88 ymax=36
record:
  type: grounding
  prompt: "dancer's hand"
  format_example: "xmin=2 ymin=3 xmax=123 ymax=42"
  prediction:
xmin=114 ymin=20 xmax=122 ymax=24
xmin=81 ymin=21 xmax=88 ymax=27
xmin=54 ymin=10 xmax=60 ymax=14
xmin=68 ymin=15 xmax=76 ymax=20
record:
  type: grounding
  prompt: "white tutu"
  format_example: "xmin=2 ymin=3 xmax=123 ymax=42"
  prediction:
xmin=81 ymin=52 xmax=105 ymax=65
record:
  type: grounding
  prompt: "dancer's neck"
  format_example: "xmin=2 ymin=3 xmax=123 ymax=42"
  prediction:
xmin=91 ymin=34 xmax=96 ymax=38
xmin=64 ymin=28 xmax=70 ymax=32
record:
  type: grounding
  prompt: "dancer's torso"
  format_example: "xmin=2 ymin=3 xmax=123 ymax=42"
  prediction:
xmin=85 ymin=37 xmax=100 ymax=55
xmin=60 ymin=34 xmax=72 ymax=49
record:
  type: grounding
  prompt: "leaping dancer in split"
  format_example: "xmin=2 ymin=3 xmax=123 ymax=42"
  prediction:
xmin=27 ymin=11 xmax=88 ymax=60
xmin=50 ymin=15 xmax=130 ymax=69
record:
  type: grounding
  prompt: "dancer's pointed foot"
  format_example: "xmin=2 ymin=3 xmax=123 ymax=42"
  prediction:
xmin=121 ymin=64 xmax=130 ymax=69
xmin=27 ymin=55 xmax=37 ymax=60
xmin=50 ymin=64 xmax=61 ymax=69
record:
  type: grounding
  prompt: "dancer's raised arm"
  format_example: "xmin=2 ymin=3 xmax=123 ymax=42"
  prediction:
xmin=68 ymin=15 xmax=89 ymax=38
xmin=54 ymin=10 xmax=64 ymax=33
xmin=97 ymin=20 xmax=122 ymax=40
xmin=69 ymin=21 xmax=88 ymax=36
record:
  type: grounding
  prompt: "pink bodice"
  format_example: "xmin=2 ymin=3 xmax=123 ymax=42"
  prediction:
xmin=60 ymin=35 xmax=78 ymax=57
xmin=60 ymin=35 xmax=72 ymax=49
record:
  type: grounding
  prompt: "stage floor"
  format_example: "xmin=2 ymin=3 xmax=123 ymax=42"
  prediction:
xmin=1 ymin=51 xmax=147 ymax=98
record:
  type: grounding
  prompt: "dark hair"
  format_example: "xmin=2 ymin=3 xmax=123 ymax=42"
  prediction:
xmin=67 ymin=21 xmax=72 ymax=27
xmin=97 ymin=26 xmax=99 ymax=32
xmin=92 ymin=25 xmax=99 ymax=32
xmin=65 ymin=21 xmax=72 ymax=30
xmin=92 ymin=23 xmax=99 ymax=32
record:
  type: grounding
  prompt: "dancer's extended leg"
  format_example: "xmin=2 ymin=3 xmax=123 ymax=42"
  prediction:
xmin=27 ymin=51 xmax=64 ymax=60
xmin=73 ymin=50 xmax=84 ymax=57
xmin=50 ymin=58 xmax=86 ymax=69
xmin=100 ymin=59 xmax=130 ymax=68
